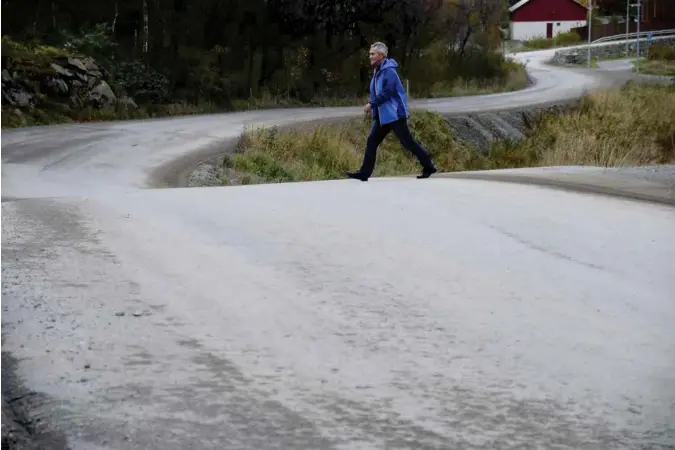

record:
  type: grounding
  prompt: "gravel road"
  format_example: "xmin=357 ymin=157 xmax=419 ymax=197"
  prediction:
xmin=2 ymin=45 xmax=674 ymax=450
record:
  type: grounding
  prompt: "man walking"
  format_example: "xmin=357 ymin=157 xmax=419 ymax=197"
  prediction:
xmin=346 ymin=42 xmax=437 ymax=182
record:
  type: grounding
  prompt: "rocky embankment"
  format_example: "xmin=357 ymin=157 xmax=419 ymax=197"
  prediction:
xmin=443 ymin=103 xmax=573 ymax=151
xmin=550 ymin=36 xmax=675 ymax=65
xmin=1 ymin=44 xmax=137 ymax=127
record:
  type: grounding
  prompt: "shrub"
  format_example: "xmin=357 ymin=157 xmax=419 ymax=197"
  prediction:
xmin=523 ymin=31 xmax=581 ymax=49
xmin=648 ymin=43 xmax=675 ymax=61
xmin=523 ymin=37 xmax=555 ymax=49
xmin=113 ymin=60 xmax=170 ymax=104
xmin=1 ymin=35 xmax=71 ymax=69
xmin=554 ymin=31 xmax=582 ymax=46
xmin=406 ymin=42 xmax=527 ymax=97
xmin=58 ymin=23 xmax=117 ymax=64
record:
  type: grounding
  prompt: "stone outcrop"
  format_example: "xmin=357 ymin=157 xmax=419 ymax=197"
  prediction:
xmin=1 ymin=54 xmax=134 ymax=112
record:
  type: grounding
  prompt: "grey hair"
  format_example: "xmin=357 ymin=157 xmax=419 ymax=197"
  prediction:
xmin=370 ymin=42 xmax=388 ymax=57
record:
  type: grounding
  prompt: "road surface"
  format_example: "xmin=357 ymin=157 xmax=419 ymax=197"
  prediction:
xmin=596 ymin=59 xmax=636 ymax=72
xmin=2 ymin=46 xmax=675 ymax=450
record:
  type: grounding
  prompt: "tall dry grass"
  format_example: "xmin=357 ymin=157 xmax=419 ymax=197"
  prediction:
xmin=520 ymin=83 xmax=675 ymax=166
xmin=224 ymin=83 xmax=675 ymax=185
xmin=637 ymin=60 xmax=675 ymax=77
xmin=225 ymin=111 xmax=487 ymax=184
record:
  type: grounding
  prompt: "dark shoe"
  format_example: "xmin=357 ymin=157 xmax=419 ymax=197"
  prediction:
xmin=346 ymin=170 xmax=368 ymax=181
xmin=417 ymin=166 xmax=437 ymax=179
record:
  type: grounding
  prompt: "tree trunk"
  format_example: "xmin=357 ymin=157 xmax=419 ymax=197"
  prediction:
xmin=112 ymin=1 xmax=118 ymax=34
xmin=51 ymin=0 xmax=56 ymax=31
xmin=247 ymin=44 xmax=256 ymax=97
xmin=142 ymin=0 xmax=149 ymax=54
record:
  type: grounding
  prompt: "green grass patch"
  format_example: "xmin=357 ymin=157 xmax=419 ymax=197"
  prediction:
xmin=589 ymin=55 xmax=641 ymax=68
xmin=635 ymin=42 xmax=675 ymax=76
xmin=522 ymin=31 xmax=582 ymax=51
xmin=634 ymin=60 xmax=675 ymax=76
xmin=647 ymin=43 xmax=675 ymax=61
xmin=1 ymin=35 xmax=73 ymax=67
xmin=423 ymin=61 xmax=529 ymax=98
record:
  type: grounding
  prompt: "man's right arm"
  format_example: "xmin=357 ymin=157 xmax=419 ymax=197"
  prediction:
xmin=370 ymin=69 xmax=397 ymax=108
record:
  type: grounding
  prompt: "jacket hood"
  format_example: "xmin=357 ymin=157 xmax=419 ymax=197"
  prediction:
xmin=377 ymin=58 xmax=399 ymax=70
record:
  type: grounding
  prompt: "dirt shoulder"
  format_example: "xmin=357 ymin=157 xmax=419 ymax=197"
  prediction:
xmin=2 ymin=352 xmax=40 ymax=450
xmin=438 ymin=165 xmax=675 ymax=207
xmin=2 ymin=398 xmax=38 ymax=450
xmin=1 ymin=351 xmax=70 ymax=450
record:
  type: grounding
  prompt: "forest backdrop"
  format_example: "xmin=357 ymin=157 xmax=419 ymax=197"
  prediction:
xmin=1 ymin=0 xmax=527 ymax=111
xmin=1 ymin=0 xmax=631 ymax=125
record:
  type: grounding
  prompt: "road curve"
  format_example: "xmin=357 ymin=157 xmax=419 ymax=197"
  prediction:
xmin=1 ymin=47 xmax=608 ymax=199
xmin=2 ymin=47 xmax=675 ymax=450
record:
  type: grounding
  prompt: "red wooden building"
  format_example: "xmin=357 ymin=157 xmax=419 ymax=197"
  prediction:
xmin=509 ymin=0 xmax=588 ymax=40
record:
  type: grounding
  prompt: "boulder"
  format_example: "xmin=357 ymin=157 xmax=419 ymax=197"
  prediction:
xmin=118 ymin=96 xmax=138 ymax=110
xmin=3 ymin=51 xmax=139 ymax=116
xmin=82 ymin=57 xmax=99 ymax=71
xmin=66 ymin=57 xmax=88 ymax=73
xmin=82 ymin=57 xmax=103 ymax=78
xmin=2 ymin=89 xmax=34 ymax=107
xmin=69 ymin=95 xmax=84 ymax=109
xmin=42 ymin=76 xmax=69 ymax=95
xmin=50 ymin=63 xmax=74 ymax=78
xmin=88 ymin=80 xmax=116 ymax=107
xmin=551 ymin=51 xmax=584 ymax=65
xmin=1 ymin=68 xmax=35 ymax=107
xmin=73 ymin=71 xmax=88 ymax=84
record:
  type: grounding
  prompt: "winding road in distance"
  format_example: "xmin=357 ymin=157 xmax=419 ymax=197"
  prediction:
xmin=1 ymin=46 xmax=608 ymax=199
xmin=2 ymin=43 xmax=674 ymax=450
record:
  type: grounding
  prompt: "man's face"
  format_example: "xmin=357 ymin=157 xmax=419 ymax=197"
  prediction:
xmin=369 ymin=48 xmax=385 ymax=67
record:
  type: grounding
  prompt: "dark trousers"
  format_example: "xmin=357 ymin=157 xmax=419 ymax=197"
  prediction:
xmin=360 ymin=118 xmax=435 ymax=177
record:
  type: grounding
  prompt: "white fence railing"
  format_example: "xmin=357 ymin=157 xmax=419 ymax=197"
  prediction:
xmin=592 ymin=29 xmax=675 ymax=44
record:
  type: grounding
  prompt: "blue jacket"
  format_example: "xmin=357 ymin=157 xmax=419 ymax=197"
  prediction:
xmin=369 ymin=58 xmax=409 ymax=125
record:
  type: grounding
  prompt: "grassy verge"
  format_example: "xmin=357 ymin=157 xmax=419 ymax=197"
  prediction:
xmin=502 ymin=83 xmax=675 ymax=166
xmin=1 ymin=102 xmax=215 ymax=128
xmin=635 ymin=43 xmax=675 ymax=76
xmin=634 ymin=59 xmax=675 ymax=76
xmin=223 ymin=83 xmax=675 ymax=185
xmin=423 ymin=64 xmax=529 ymax=98
xmin=520 ymin=32 xmax=582 ymax=51
xmin=222 ymin=111 xmax=482 ymax=185
xmin=587 ymin=55 xmax=640 ymax=68
xmin=229 ymin=94 xmax=367 ymax=111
